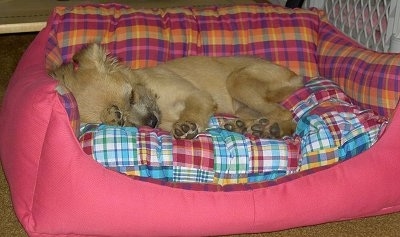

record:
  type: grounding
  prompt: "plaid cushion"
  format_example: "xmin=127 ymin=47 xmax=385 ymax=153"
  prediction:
xmin=286 ymin=77 xmax=388 ymax=171
xmin=56 ymin=85 xmax=80 ymax=137
xmin=80 ymin=117 xmax=300 ymax=185
xmin=46 ymin=3 xmax=321 ymax=77
xmin=79 ymin=77 xmax=387 ymax=184
xmin=317 ymin=19 xmax=400 ymax=118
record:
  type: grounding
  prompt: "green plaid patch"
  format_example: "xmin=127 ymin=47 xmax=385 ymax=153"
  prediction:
xmin=208 ymin=128 xmax=249 ymax=174
xmin=173 ymin=166 xmax=214 ymax=183
xmin=93 ymin=125 xmax=138 ymax=167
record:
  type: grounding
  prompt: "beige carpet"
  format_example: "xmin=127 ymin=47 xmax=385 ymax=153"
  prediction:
xmin=1 ymin=4 xmax=400 ymax=237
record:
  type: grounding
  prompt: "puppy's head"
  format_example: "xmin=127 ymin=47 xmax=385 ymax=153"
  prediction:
xmin=51 ymin=43 xmax=160 ymax=128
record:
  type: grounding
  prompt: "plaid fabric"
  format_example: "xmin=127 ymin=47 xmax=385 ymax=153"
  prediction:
xmin=56 ymin=85 xmax=80 ymax=137
xmin=80 ymin=118 xmax=299 ymax=185
xmin=91 ymin=125 xmax=138 ymax=167
xmin=316 ymin=18 xmax=400 ymax=118
xmin=79 ymin=77 xmax=387 ymax=184
xmin=287 ymin=77 xmax=388 ymax=171
xmin=173 ymin=167 xmax=214 ymax=183
xmin=46 ymin=4 xmax=321 ymax=77
xmin=173 ymin=134 xmax=214 ymax=170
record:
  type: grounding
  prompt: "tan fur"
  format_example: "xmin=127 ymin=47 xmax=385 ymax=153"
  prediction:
xmin=51 ymin=44 xmax=303 ymax=139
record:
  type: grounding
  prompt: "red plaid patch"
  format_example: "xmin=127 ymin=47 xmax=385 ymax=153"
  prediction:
xmin=80 ymin=132 xmax=94 ymax=155
xmin=173 ymin=134 xmax=214 ymax=171
xmin=285 ymin=137 xmax=301 ymax=173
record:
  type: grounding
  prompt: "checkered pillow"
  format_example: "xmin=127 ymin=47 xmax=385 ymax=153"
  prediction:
xmin=80 ymin=118 xmax=300 ymax=185
xmin=283 ymin=77 xmax=387 ymax=171
xmin=79 ymin=77 xmax=387 ymax=184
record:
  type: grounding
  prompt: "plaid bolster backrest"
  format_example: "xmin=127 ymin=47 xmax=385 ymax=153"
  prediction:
xmin=316 ymin=18 xmax=400 ymax=118
xmin=46 ymin=3 xmax=322 ymax=77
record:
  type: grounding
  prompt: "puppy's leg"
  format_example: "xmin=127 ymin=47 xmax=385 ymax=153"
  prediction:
xmin=173 ymin=91 xmax=216 ymax=139
xmin=226 ymin=63 xmax=303 ymax=138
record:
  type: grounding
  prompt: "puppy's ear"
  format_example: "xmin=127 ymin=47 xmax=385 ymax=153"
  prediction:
xmin=72 ymin=43 xmax=108 ymax=71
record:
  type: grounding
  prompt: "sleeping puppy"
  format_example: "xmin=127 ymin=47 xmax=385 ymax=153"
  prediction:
xmin=51 ymin=43 xmax=303 ymax=139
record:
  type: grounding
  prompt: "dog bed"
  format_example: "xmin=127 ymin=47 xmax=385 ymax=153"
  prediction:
xmin=1 ymin=3 xmax=400 ymax=236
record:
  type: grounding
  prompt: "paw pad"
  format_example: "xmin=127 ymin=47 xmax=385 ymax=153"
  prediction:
xmin=269 ymin=122 xmax=281 ymax=138
xmin=173 ymin=121 xmax=198 ymax=139
xmin=249 ymin=118 xmax=282 ymax=139
xmin=103 ymin=105 xmax=124 ymax=126
xmin=224 ymin=119 xmax=247 ymax=134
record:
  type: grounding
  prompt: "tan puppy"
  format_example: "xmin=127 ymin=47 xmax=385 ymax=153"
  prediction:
xmin=51 ymin=43 xmax=303 ymax=139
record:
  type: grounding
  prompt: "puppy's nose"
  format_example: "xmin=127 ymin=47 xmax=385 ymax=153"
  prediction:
xmin=146 ymin=114 xmax=158 ymax=128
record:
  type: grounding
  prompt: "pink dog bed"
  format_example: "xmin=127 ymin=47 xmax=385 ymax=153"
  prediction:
xmin=1 ymin=3 xmax=400 ymax=236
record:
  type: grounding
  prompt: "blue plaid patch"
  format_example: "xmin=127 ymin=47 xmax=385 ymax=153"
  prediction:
xmin=208 ymin=128 xmax=249 ymax=174
xmin=93 ymin=125 xmax=138 ymax=167
xmin=173 ymin=166 xmax=214 ymax=183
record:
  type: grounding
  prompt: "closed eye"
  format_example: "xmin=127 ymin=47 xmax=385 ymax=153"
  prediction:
xmin=129 ymin=90 xmax=135 ymax=104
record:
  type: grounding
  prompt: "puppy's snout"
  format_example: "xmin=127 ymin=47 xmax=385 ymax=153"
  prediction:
xmin=146 ymin=114 xmax=159 ymax=128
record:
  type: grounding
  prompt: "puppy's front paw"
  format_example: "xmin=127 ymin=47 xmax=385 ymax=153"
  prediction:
xmin=173 ymin=121 xmax=199 ymax=139
xmin=102 ymin=105 xmax=124 ymax=126
xmin=249 ymin=118 xmax=277 ymax=138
